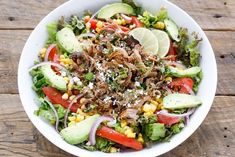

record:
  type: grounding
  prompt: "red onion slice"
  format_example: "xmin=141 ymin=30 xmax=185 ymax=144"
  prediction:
xmin=89 ymin=116 xmax=115 ymax=145
xmin=121 ymin=13 xmax=132 ymax=22
xmin=44 ymin=44 xmax=56 ymax=61
xmin=44 ymin=98 xmax=60 ymax=133
xmin=185 ymin=116 xmax=190 ymax=125
xmin=182 ymin=83 xmax=195 ymax=95
xmin=28 ymin=62 xmax=65 ymax=72
xmin=163 ymin=61 xmax=186 ymax=70
xmin=64 ymin=93 xmax=85 ymax=128
xmin=157 ymin=108 xmax=196 ymax=118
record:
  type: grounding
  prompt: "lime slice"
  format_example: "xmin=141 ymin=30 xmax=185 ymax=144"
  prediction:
xmin=152 ymin=29 xmax=170 ymax=58
xmin=129 ymin=28 xmax=159 ymax=55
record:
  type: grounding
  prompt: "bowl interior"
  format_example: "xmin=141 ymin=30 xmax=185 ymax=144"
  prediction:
xmin=18 ymin=0 xmax=217 ymax=156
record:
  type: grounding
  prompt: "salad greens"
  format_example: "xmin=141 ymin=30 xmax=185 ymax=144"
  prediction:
xmin=29 ymin=0 xmax=203 ymax=153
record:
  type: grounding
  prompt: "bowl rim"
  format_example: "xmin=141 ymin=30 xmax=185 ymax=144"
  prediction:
xmin=18 ymin=0 xmax=217 ymax=156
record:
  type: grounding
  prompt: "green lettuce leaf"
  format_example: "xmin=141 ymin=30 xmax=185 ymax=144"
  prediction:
xmin=46 ymin=22 xmax=58 ymax=46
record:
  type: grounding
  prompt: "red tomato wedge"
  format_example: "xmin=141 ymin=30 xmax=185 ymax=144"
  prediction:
xmin=89 ymin=19 xmax=98 ymax=29
xmin=131 ymin=16 xmax=142 ymax=28
xmin=120 ymin=26 xmax=130 ymax=32
xmin=96 ymin=126 xmax=143 ymax=150
xmin=157 ymin=114 xmax=180 ymax=126
xmin=42 ymin=87 xmax=80 ymax=113
xmin=167 ymin=41 xmax=177 ymax=61
xmin=48 ymin=46 xmax=58 ymax=62
xmin=169 ymin=78 xmax=194 ymax=94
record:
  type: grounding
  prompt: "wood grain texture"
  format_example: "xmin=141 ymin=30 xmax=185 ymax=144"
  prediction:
xmin=0 ymin=0 xmax=234 ymax=30
xmin=0 ymin=94 xmax=234 ymax=157
xmin=0 ymin=30 xmax=234 ymax=95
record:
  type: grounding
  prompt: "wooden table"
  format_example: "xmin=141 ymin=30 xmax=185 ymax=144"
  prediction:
xmin=0 ymin=0 xmax=234 ymax=156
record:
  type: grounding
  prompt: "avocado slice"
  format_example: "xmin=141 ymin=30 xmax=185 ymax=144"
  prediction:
xmin=56 ymin=27 xmax=82 ymax=53
xmin=41 ymin=65 xmax=67 ymax=91
xmin=60 ymin=114 xmax=100 ymax=145
xmin=163 ymin=93 xmax=202 ymax=109
xmin=168 ymin=66 xmax=201 ymax=78
xmin=97 ymin=3 xmax=134 ymax=19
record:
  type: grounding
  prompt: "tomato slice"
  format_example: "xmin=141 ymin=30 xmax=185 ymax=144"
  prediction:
xmin=48 ymin=46 xmax=58 ymax=62
xmin=120 ymin=26 xmax=130 ymax=32
xmin=157 ymin=114 xmax=180 ymax=126
xmin=169 ymin=78 xmax=194 ymax=94
xmin=96 ymin=126 xmax=143 ymax=150
xmin=167 ymin=41 xmax=177 ymax=61
xmin=89 ymin=19 xmax=98 ymax=29
xmin=42 ymin=87 xmax=80 ymax=113
xmin=131 ymin=16 xmax=142 ymax=28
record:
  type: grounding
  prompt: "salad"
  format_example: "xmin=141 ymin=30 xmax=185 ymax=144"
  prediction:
xmin=29 ymin=0 xmax=203 ymax=153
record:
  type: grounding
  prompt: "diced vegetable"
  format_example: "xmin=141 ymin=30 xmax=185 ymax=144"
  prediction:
xmin=96 ymin=126 xmax=143 ymax=150
xmin=145 ymin=123 xmax=166 ymax=141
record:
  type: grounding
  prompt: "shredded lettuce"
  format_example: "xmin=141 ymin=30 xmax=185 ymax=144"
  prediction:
xmin=176 ymin=28 xmax=202 ymax=67
xmin=96 ymin=137 xmax=114 ymax=152
xmin=138 ymin=11 xmax=157 ymax=27
xmin=193 ymin=70 xmax=203 ymax=92
xmin=145 ymin=123 xmax=166 ymax=141
xmin=155 ymin=8 xmax=168 ymax=22
xmin=46 ymin=22 xmax=58 ymax=46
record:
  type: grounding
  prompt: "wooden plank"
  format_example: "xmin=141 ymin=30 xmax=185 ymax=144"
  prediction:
xmin=0 ymin=94 xmax=234 ymax=156
xmin=0 ymin=0 xmax=234 ymax=30
xmin=0 ymin=30 xmax=234 ymax=95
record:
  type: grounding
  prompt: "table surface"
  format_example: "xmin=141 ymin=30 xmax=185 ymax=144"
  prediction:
xmin=0 ymin=0 xmax=234 ymax=156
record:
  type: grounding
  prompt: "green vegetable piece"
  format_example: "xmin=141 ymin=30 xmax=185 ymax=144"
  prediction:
xmin=156 ymin=8 xmax=168 ymax=21
xmin=98 ymin=3 xmax=134 ymax=19
xmin=164 ymin=19 xmax=180 ymax=42
xmin=46 ymin=22 xmax=58 ymax=46
xmin=138 ymin=11 xmax=157 ymax=27
xmin=122 ymin=0 xmax=143 ymax=15
xmin=60 ymin=114 xmax=100 ymax=144
xmin=163 ymin=93 xmax=202 ymax=109
xmin=145 ymin=123 xmax=166 ymax=141
xmin=85 ymin=72 xmax=94 ymax=81
xmin=56 ymin=27 xmax=82 ymax=53
xmin=96 ymin=137 xmax=114 ymax=152
xmin=40 ymin=65 xmax=67 ymax=91
xmin=167 ymin=66 xmax=202 ymax=78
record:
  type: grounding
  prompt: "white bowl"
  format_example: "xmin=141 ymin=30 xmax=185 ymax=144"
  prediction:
xmin=18 ymin=0 xmax=217 ymax=156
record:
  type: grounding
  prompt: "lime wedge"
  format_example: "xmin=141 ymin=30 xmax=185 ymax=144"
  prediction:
xmin=152 ymin=29 xmax=170 ymax=58
xmin=129 ymin=28 xmax=159 ymax=55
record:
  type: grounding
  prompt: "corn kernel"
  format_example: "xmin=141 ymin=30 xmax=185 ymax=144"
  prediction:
xmin=154 ymin=21 xmax=165 ymax=30
xmin=150 ymin=100 xmax=158 ymax=106
xmin=63 ymin=77 xmax=69 ymax=83
xmin=80 ymin=98 xmax=86 ymax=104
xmin=165 ymin=77 xmax=172 ymax=82
xmin=143 ymin=103 xmax=157 ymax=113
xmin=62 ymin=93 xmax=69 ymax=100
xmin=68 ymin=83 xmax=73 ymax=90
xmin=121 ymin=19 xmax=126 ymax=25
xmin=110 ymin=147 xmax=118 ymax=153
xmin=144 ymin=112 xmax=154 ymax=117
xmin=116 ymin=19 xmax=122 ymax=25
xmin=40 ymin=48 xmax=47 ymax=58
xmin=69 ymin=95 xmax=76 ymax=101
xmin=68 ymin=116 xmax=76 ymax=122
xmin=96 ymin=21 xmax=103 ymax=28
xmin=120 ymin=119 xmax=127 ymax=128
xmin=60 ymin=55 xmax=65 ymax=60
xmin=75 ymin=114 xmax=85 ymax=122
xmin=95 ymin=28 xmax=101 ymax=33
xmin=60 ymin=58 xmax=74 ymax=65
xmin=137 ymin=133 xmax=144 ymax=143
xmin=129 ymin=24 xmax=136 ymax=29
xmin=124 ymin=128 xmax=136 ymax=138
xmin=77 ymin=108 xmax=85 ymax=115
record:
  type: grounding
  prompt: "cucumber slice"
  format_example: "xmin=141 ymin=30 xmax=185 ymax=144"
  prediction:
xmin=168 ymin=66 xmax=201 ymax=77
xmin=41 ymin=65 xmax=67 ymax=91
xmin=163 ymin=93 xmax=202 ymax=109
xmin=164 ymin=19 xmax=180 ymax=42
xmin=97 ymin=3 xmax=134 ymax=19
xmin=60 ymin=114 xmax=100 ymax=145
